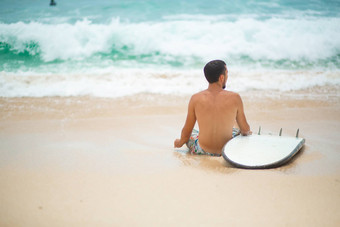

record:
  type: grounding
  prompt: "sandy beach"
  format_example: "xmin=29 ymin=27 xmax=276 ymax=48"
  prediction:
xmin=0 ymin=86 xmax=339 ymax=226
xmin=1 ymin=0 xmax=340 ymax=226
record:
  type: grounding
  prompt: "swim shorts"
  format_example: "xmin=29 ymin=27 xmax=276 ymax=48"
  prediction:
xmin=186 ymin=128 xmax=240 ymax=157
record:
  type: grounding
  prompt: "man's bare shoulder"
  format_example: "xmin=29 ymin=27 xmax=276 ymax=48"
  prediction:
xmin=191 ymin=90 xmax=207 ymax=100
xmin=221 ymin=90 xmax=241 ymax=99
xmin=191 ymin=90 xmax=241 ymax=99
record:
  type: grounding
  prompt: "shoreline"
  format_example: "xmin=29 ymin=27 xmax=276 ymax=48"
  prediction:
xmin=1 ymin=86 xmax=340 ymax=175
xmin=1 ymin=85 xmax=339 ymax=118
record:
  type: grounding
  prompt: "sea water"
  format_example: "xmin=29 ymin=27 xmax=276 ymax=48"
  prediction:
xmin=0 ymin=0 xmax=339 ymax=97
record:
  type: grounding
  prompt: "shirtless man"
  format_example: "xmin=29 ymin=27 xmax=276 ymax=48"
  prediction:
xmin=174 ymin=60 xmax=251 ymax=156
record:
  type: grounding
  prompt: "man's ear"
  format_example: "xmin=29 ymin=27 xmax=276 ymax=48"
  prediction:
xmin=219 ymin=74 xmax=224 ymax=82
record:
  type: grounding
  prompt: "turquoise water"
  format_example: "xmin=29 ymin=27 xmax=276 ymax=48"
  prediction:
xmin=0 ymin=0 xmax=340 ymax=97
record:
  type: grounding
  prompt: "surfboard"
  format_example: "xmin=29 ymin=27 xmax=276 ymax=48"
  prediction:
xmin=222 ymin=133 xmax=305 ymax=169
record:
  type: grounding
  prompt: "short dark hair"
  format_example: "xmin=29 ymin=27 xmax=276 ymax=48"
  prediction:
xmin=203 ymin=60 xmax=226 ymax=83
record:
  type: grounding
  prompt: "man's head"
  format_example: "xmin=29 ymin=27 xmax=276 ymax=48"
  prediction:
xmin=203 ymin=60 xmax=227 ymax=89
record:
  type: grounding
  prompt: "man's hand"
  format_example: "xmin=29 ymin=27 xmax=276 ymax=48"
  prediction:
xmin=174 ymin=139 xmax=184 ymax=148
xmin=242 ymin=130 xmax=252 ymax=136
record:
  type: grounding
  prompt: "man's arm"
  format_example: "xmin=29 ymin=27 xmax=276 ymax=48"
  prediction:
xmin=235 ymin=94 xmax=251 ymax=136
xmin=174 ymin=96 xmax=197 ymax=148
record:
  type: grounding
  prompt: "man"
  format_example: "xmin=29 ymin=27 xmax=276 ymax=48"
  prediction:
xmin=174 ymin=60 xmax=251 ymax=156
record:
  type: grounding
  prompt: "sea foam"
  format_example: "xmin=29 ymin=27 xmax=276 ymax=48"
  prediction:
xmin=0 ymin=69 xmax=339 ymax=97
xmin=1 ymin=15 xmax=340 ymax=97
xmin=1 ymin=16 xmax=339 ymax=64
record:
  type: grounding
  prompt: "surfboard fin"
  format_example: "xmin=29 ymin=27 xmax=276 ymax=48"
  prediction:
xmin=258 ymin=126 xmax=261 ymax=135
xmin=296 ymin=128 xmax=299 ymax=138
xmin=279 ymin=128 xmax=282 ymax=136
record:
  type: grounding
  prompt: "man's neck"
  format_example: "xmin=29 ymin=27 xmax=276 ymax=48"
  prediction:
xmin=207 ymin=83 xmax=224 ymax=93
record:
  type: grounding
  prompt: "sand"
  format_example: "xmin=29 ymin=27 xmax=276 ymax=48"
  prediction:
xmin=1 ymin=86 xmax=340 ymax=226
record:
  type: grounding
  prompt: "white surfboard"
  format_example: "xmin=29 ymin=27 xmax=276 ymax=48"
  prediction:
xmin=222 ymin=134 xmax=305 ymax=169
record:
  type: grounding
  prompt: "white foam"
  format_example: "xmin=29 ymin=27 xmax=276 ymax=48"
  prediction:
xmin=1 ymin=69 xmax=339 ymax=97
xmin=1 ymin=16 xmax=339 ymax=63
xmin=1 ymin=15 xmax=340 ymax=97
xmin=228 ymin=70 xmax=340 ymax=92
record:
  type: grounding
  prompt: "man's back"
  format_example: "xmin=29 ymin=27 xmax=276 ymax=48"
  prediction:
xmin=174 ymin=60 xmax=250 ymax=156
xmin=193 ymin=89 xmax=241 ymax=154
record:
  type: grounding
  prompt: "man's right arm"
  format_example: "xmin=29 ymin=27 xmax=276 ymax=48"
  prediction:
xmin=235 ymin=93 xmax=251 ymax=136
xmin=174 ymin=95 xmax=197 ymax=147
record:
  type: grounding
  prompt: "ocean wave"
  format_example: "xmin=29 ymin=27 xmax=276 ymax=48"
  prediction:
xmin=1 ymin=16 xmax=340 ymax=70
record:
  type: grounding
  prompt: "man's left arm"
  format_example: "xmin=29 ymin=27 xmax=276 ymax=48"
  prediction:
xmin=174 ymin=96 xmax=197 ymax=148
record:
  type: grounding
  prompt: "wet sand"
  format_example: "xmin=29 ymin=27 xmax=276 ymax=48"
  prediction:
xmin=1 ymin=86 xmax=340 ymax=226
